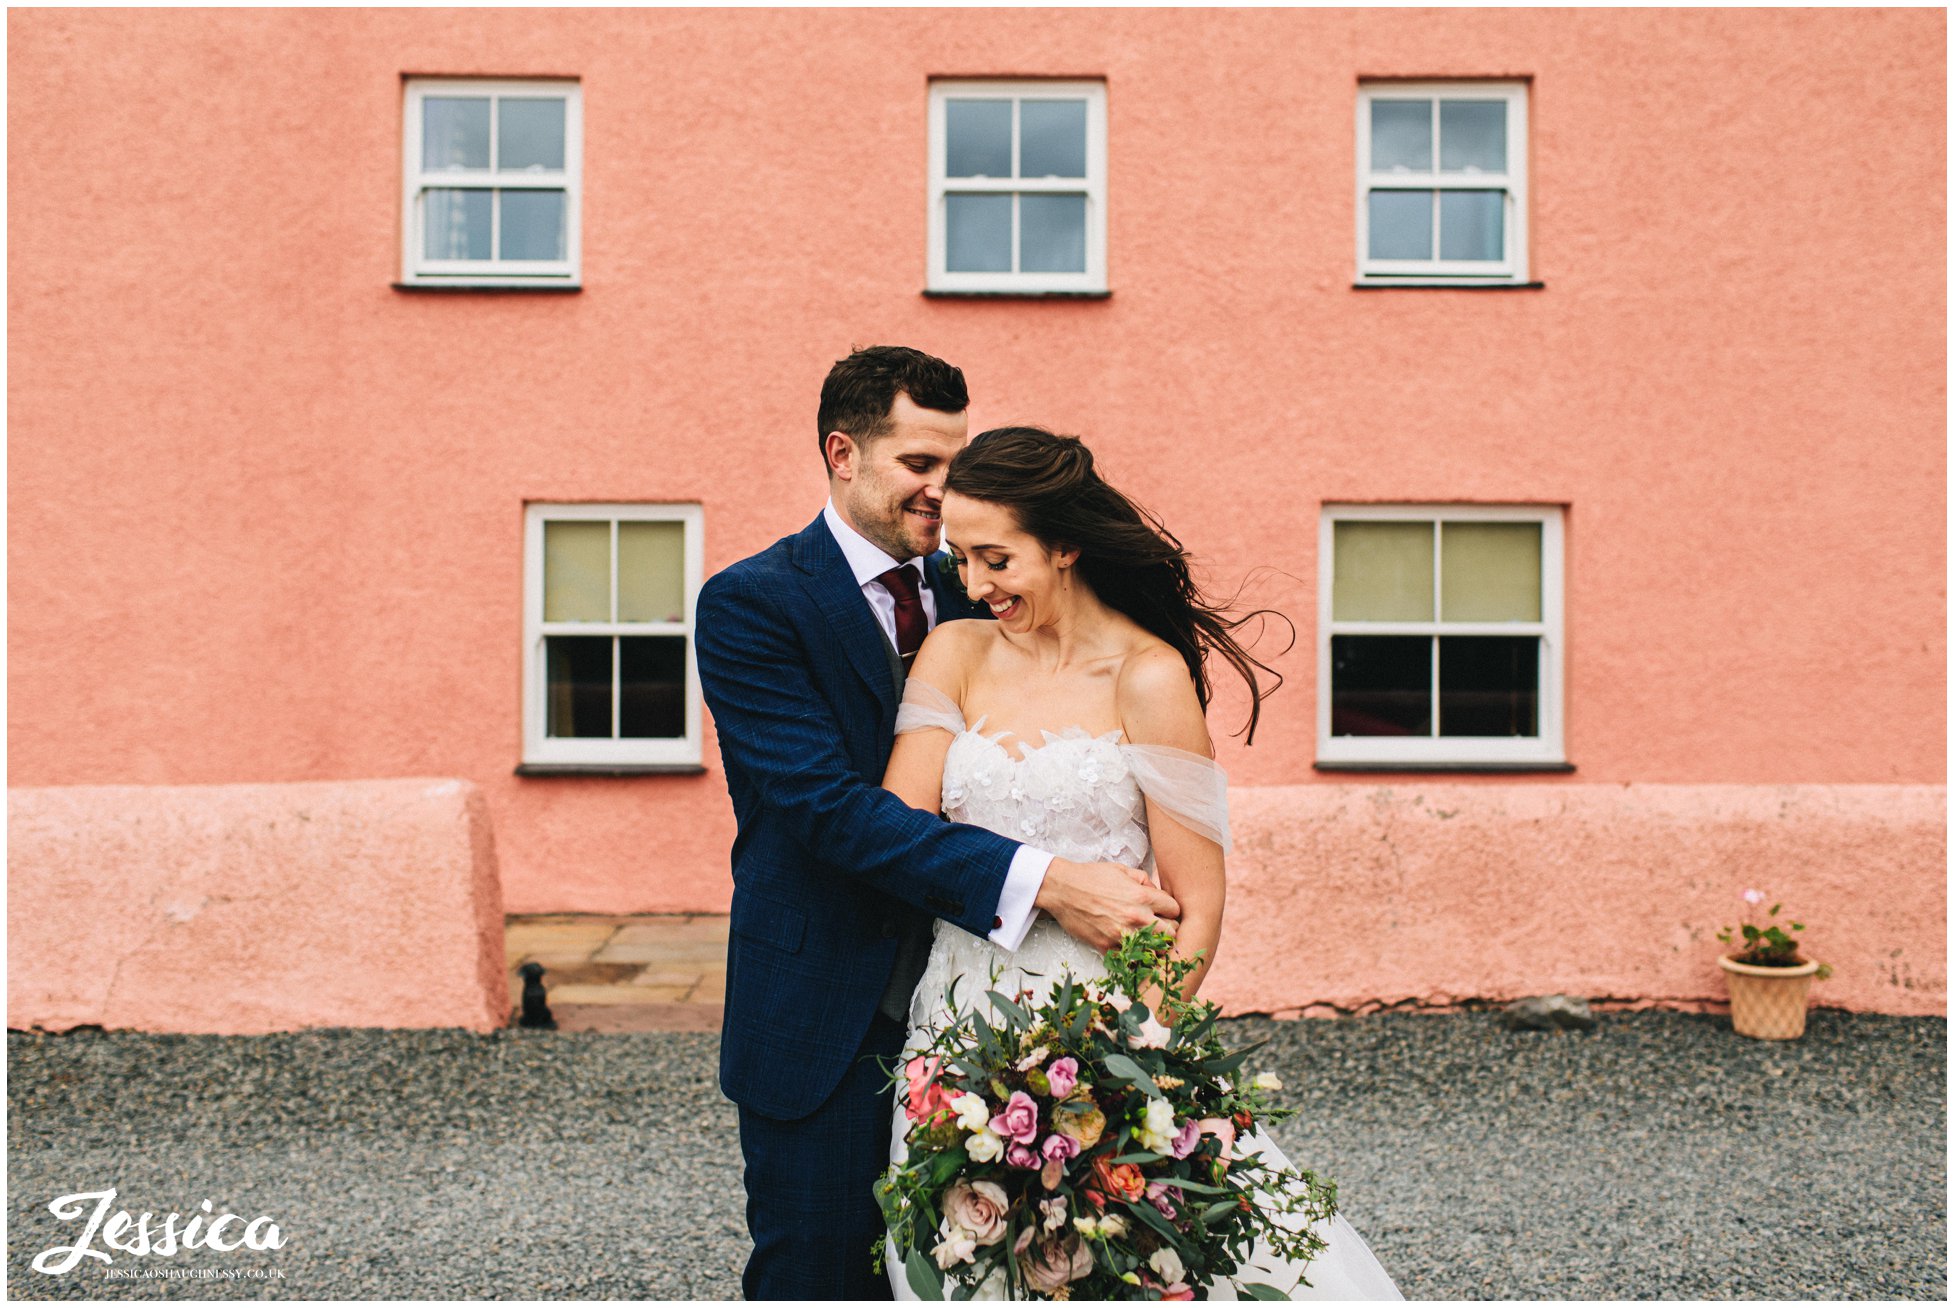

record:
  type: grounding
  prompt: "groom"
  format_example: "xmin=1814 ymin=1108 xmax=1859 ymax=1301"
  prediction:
xmin=696 ymin=345 xmax=1179 ymax=1300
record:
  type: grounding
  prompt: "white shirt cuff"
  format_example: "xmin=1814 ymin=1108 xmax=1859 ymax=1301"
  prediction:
xmin=987 ymin=847 xmax=1053 ymax=951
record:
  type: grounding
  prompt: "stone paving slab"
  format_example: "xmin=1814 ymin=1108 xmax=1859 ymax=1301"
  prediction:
xmin=505 ymin=914 xmax=728 ymax=1023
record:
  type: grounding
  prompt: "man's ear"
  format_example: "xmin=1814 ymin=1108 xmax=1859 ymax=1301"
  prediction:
xmin=824 ymin=430 xmax=859 ymax=482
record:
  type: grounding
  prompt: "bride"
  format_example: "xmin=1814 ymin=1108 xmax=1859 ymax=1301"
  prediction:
xmin=880 ymin=426 xmax=1401 ymax=1300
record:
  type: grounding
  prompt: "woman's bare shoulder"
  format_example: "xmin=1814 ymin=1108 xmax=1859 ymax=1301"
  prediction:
xmin=1114 ymin=640 xmax=1211 ymax=754
xmin=912 ymin=617 xmax=999 ymax=685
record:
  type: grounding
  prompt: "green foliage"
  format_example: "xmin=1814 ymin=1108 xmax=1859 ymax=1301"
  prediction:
xmin=1717 ymin=892 xmax=1828 ymax=969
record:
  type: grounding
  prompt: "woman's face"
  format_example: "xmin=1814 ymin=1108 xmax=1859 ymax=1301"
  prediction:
xmin=941 ymin=491 xmax=1074 ymax=633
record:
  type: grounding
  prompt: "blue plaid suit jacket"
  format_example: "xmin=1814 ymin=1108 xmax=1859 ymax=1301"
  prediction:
xmin=696 ymin=515 xmax=1017 ymax=1120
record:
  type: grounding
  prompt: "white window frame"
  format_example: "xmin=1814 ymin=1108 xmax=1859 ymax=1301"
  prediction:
xmin=402 ymin=78 xmax=582 ymax=288
xmin=1317 ymin=503 xmax=1564 ymax=767
xmin=927 ymin=79 xmax=1108 ymax=294
xmin=1355 ymin=81 xmax=1528 ymax=286
xmin=522 ymin=502 xmax=703 ymax=767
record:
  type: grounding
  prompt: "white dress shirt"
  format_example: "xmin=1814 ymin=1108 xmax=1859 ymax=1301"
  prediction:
xmin=822 ymin=500 xmax=1050 ymax=950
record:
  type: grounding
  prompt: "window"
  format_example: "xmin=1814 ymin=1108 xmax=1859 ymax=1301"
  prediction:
xmin=1318 ymin=505 xmax=1564 ymax=768
xmin=1356 ymin=81 xmax=1528 ymax=285
xmin=928 ymin=80 xmax=1107 ymax=294
xmin=402 ymin=79 xmax=581 ymax=287
xmin=522 ymin=504 xmax=702 ymax=768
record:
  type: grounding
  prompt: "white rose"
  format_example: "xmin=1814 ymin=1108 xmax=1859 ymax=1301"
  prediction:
xmin=933 ymin=1221 xmax=977 ymax=1269
xmin=1253 ymin=1072 xmax=1284 ymax=1091
xmin=952 ymin=1092 xmax=991 ymax=1133
xmin=1135 ymin=1096 xmax=1177 ymax=1153
xmin=965 ymin=1128 xmax=1005 ymax=1163
xmin=1149 ymin=1247 xmax=1186 ymax=1285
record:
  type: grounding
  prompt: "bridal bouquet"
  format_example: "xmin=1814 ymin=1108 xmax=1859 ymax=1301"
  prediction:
xmin=876 ymin=927 xmax=1336 ymax=1300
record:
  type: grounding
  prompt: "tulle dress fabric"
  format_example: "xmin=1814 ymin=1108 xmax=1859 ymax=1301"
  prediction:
xmin=885 ymin=681 xmax=1402 ymax=1301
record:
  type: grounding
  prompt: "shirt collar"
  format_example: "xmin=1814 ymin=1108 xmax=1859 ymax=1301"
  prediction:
xmin=822 ymin=499 xmax=924 ymax=589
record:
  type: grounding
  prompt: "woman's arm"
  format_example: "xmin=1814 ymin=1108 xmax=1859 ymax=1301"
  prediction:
xmin=880 ymin=620 xmax=982 ymax=813
xmin=1117 ymin=647 xmax=1225 ymax=1001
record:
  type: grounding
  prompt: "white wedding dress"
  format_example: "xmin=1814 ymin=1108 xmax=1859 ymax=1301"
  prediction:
xmin=886 ymin=681 xmax=1403 ymax=1301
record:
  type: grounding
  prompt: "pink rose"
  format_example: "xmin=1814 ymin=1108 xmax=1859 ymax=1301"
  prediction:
xmin=904 ymin=1056 xmax=955 ymax=1124
xmin=1015 ymin=1227 xmax=1095 ymax=1294
xmin=1040 ymin=1133 xmax=1080 ymax=1164
xmin=1169 ymin=1118 xmax=1202 ymax=1159
xmin=1146 ymin=1179 xmax=1181 ymax=1219
xmin=1197 ymin=1116 xmax=1237 ymax=1162
xmin=943 ymin=1179 xmax=1010 ymax=1246
xmin=1046 ymin=1056 xmax=1079 ymax=1098
xmin=992 ymin=1090 xmax=1041 ymax=1145
xmin=1006 ymin=1142 xmax=1041 ymax=1169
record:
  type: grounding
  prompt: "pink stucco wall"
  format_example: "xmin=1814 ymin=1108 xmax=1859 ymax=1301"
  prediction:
xmin=9 ymin=779 xmax=509 ymax=1033
xmin=8 ymin=10 xmax=1944 ymax=1008
xmin=1205 ymin=784 xmax=1946 ymax=1018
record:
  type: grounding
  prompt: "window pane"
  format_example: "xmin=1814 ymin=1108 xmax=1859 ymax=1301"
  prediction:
xmin=1441 ymin=522 xmax=1541 ymax=621
xmin=946 ymin=99 xmax=1012 ymax=177
xmin=1333 ymin=521 xmax=1433 ymax=621
xmin=1369 ymin=99 xmax=1432 ymax=172
xmin=423 ymin=97 xmax=490 ymax=170
xmin=543 ymin=520 xmax=610 ymax=621
xmin=1439 ymin=190 xmax=1504 ymax=261
xmin=1020 ymin=100 xmax=1087 ymax=178
xmin=1438 ymin=636 xmax=1538 ymax=737
xmin=1331 ymin=636 xmax=1432 ymax=736
xmin=1439 ymin=100 xmax=1506 ymax=173
xmin=946 ymin=193 xmax=1012 ymax=272
xmin=1020 ymin=194 xmax=1086 ymax=273
xmin=499 ymin=98 xmax=566 ymax=171
xmin=424 ymin=189 xmax=493 ymax=260
xmin=620 ymin=637 xmax=688 ymax=738
xmin=618 ymin=521 xmax=686 ymax=623
xmin=1367 ymin=191 xmax=1432 ymax=260
xmin=545 ymin=636 xmax=613 ymax=738
xmin=500 ymin=189 xmax=566 ymax=261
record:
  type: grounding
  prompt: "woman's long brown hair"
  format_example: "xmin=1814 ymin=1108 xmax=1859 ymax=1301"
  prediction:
xmin=944 ymin=426 xmax=1292 ymax=744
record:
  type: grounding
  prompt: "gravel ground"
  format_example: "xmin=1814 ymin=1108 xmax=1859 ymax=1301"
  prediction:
xmin=7 ymin=1010 xmax=1943 ymax=1301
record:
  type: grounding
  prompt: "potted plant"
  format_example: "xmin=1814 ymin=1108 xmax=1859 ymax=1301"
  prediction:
xmin=1715 ymin=889 xmax=1834 ymax=1040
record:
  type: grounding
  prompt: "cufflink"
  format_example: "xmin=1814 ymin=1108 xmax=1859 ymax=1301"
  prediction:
xmin=993 ymin=916 xmax=1003 ymax=929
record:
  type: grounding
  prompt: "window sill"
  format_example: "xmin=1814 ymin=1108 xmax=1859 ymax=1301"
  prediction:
xmin=394 ymin=281 xmax=583 ymax=293
xmin=923 ymin=289 xmax=1112 ymax=300
xmin=1352 ymin=280 xmax=1544 ymax=291
xmin=1313 ymin=760 xmax=1575 ymax=774
xmin=515 ymin=763 xmax=706 ymax=777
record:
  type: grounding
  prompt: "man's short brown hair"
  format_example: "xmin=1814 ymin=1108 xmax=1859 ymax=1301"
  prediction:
xmin=816 ymin=346 xmax=969 ymax=468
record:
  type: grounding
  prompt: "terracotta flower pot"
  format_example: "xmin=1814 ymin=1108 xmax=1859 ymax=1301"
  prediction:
xmin=1718 ymin=955 xmax=1822 ymax=1040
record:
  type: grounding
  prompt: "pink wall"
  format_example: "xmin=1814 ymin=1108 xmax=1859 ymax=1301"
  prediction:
xmin=9 ymin=12 xmax=1944 ymax=952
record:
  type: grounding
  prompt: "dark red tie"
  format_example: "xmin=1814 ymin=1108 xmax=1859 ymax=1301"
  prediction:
xmin=877 ymin=564 xmax=928 ymax=660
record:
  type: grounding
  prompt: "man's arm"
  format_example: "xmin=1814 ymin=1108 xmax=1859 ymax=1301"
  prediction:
xmin=696 ymin=569 xmax=1021 ymax=938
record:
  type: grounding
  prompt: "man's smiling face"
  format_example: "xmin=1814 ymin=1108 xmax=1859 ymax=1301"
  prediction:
xmin=829 ymin=392 xmax=968 ymax=561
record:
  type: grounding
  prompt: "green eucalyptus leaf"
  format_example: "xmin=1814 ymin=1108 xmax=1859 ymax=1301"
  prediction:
xmin=906 ymin=1247 xmax=945 ymax=1301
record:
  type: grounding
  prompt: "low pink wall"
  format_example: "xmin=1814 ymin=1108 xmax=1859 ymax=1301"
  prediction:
xmin=8 ymin=779 xmax=509 ymax=1034
xmin=1204 ymin=784 xmax=1945 ymax=1017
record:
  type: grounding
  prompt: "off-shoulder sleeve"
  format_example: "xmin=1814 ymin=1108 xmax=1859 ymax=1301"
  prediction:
xmin=894 ymin=678 xmax=968 ymax=736
xmin=1122 ymin=743 xmax=1231 ymax=852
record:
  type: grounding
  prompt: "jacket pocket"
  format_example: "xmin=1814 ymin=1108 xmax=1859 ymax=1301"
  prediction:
xmin=730 ymin=893 xmax=807 ymax=955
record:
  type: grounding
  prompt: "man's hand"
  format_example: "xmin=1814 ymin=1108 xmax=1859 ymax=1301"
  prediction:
xmin=1035 ymin=858 xmax=1180 ymax=953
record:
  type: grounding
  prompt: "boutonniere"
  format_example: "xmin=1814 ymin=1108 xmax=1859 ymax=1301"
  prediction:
xmin=933 ymin=551 xmax=968 ymax=598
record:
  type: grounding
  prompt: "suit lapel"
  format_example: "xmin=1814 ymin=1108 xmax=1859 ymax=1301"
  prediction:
xmin=789 ymin=516 xmax=899 ymax=712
